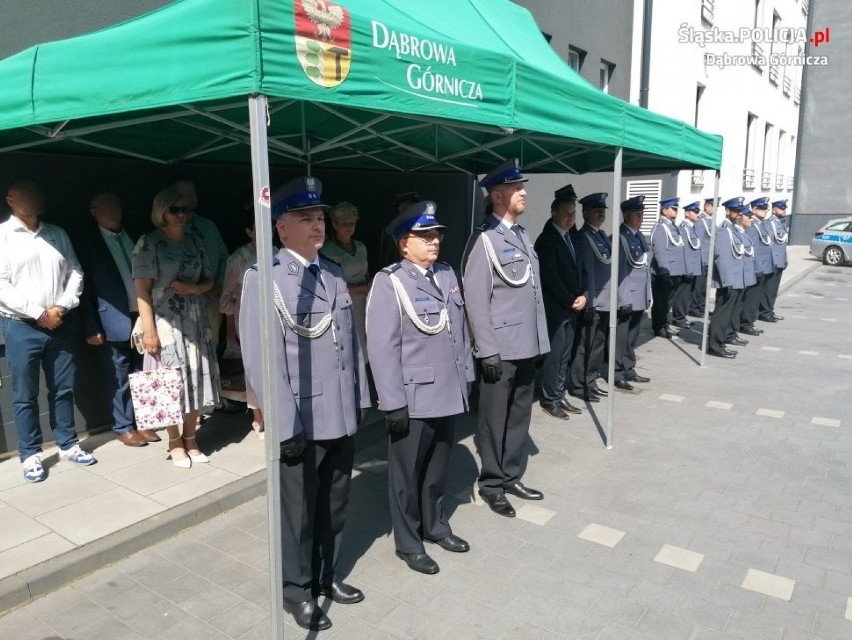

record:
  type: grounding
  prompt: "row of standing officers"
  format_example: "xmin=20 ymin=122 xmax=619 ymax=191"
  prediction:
xmin=237 ymin=159 xmax=789 ymax=631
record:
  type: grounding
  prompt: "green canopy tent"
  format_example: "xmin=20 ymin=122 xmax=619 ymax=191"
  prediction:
xmin=0 ymin=1 xmax=722 ymax=632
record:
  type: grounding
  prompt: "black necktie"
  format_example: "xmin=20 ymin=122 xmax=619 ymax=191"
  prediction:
xmin=425 ymin=269 xmax=439 ymax=292
xmin=563 ymin=231 xmax=576 ymax=261
xmin=511 ymin=224 xmax=524 ymax=243
xmin=307 ymin=263 xmax=324 ymax=289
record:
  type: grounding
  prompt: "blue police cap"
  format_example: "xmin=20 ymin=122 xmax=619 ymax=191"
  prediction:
xmin=721 ymin=197 xmax=744 ymax=210
xmin=750 ymin=197 xmax=770 ymax=209
xmin=620 ymin=195 xmax=645 ymax=212
xmin=385 ymin=201 xmax=446 ymax=241
xmin=772 ymin=199 xmax=788 ymax=209
xmin=271 ymin=177 xmax=329 ymax=219
xmin=683 ymin=201 xmax=701 ymax=212
xmin=578 ymin=192 xmax=608 ymax=208
xmin=554 ymin=184 xmax=577 ymax=201
xmin=741 ymin=204 xmax=753 ymax=217
xmin=704 ymin=198 xmax=719 ymax=206
xmin=660 ymin=197 xmax=680 ymax=209
xmin=481 ymin=158 xmax=528 ymax=191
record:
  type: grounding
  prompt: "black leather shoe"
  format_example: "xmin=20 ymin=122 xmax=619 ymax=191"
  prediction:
xmin=726 ymin=337 xmax=748 ymax=346
xmin=758 ymin=314 xmax=778 ymax=323
xmin=590 ymin=386 xmax=608 ymax=397
xmin=427 ymin=534 xmax=470 ymax=553
xmin=672 ymin=319 xmax=692 ymax=329
xmin=479 ymin=491 xmax=516 ymax=517
xmin=654 ymin=328 xmax=674 ymax=339
xmin=707 ymin=347 xmax=736 ymax=358
xmin=540 ymin=402 xmax=570 ymax=420
xmin=625 ymin=374 xmax=650 ymax=383
xmin=396 ymin=550 xmax=440 ymax=574
xmin=559 ymin=397 xmax=583 ymax=414
xmin=504 ymin=481 xmax=543 ymax=501
xmin=569 ymin=392 xmax=600 ymax=403
xmin=614 ymin=380 xmax=634 ymax=391
xmin=283 ymin=600 xmax=331 ymax=631
xmin=740 ymin=327 xmax=760 ymax=336
xmin=319 ymin=581 xmax=364 ymax=604
xmin=773 ymin=314 xmax=784 ymax=321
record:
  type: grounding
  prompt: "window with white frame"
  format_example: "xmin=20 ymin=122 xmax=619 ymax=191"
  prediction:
xmin=599 ymin=60 xmax=615 ymax=93
xmin=567 ymin=46 xmax=586 ymax=73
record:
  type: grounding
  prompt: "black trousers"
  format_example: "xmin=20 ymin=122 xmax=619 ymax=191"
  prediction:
xmin=672 ymin=275 xmax=696 ymax=322
xmin=541 ymin=315 xmax=579 ymax=404
xmin=652 ymin=275 xmax=687 ymax=331
xmin=279 ymin=435 xmax=355 ymax=604
xmin=97 ymin=341 xmax=142 ymax=435
xmin=388 ymin=416 xmax=454 ymax=554
xmin=709 ymin=286 xmax=742 ymax=351
xmin=615 ymin=310 xmax=643 ymax=382
xmin=727 ymin=285 xmax=747 ymax=341
xmin=689 ymin=267 xmax=708 ymax=316
xmin=568 ymin=310 xmax=607 ymax=395
xmin=740 ymin=273 xmax=766 ymax=329
xmin=477 ymin=357 xmax=535 ymax=496
xmin=761 ymin=267 xmax=784 ymax=315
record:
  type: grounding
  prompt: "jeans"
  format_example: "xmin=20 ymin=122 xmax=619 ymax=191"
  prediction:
xmin=1 ymin=318 xmax=79 ymax=461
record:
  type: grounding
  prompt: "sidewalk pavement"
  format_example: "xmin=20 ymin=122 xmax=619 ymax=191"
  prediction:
xmin=0 ymin=247 xmax=828 ymax=620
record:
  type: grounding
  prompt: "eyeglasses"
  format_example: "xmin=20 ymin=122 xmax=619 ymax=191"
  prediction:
xmin=168 ymin=206 xmax=194 ymax=215
xmin=408 ymin=231 xmax=443 ymax=243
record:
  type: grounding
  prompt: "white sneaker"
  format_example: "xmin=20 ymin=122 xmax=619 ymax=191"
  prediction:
xmin=59 ymin=444 xmax=96 ymax=466
xmin=22 ymin=454 xmax=46 ymax=483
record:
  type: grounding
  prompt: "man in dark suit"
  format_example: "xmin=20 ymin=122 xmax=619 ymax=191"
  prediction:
xmin=78 ymin=192 xmax=159 ymax=446
xmin=534 ymin=185 xmax=586 ymax=420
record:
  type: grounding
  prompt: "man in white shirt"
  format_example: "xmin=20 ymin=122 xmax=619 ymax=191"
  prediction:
xmin=0 ymin=180 xmax=95 ymax=483
xmin=78 ymin=192 xmax=159 ymax=447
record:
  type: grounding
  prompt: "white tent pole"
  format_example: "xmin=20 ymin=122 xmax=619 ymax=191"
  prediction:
xmin=470 ymin=175 xmax=478 ymax=238
xmin=699 ymin=172 xmax=721 ymax=367
xmin=248 ymin=94 xmax=286 ymax=640
xmin=604 ymin=147 xmax=623 ymax=449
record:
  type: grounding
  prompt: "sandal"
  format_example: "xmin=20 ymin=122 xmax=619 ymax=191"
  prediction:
xmin=183 ymin=436 xmax=209 ymax=463
xmin=169 ymin=437 xmax=191 ymax=469
xmin=251 ymin=421 xmax=265 ymax=441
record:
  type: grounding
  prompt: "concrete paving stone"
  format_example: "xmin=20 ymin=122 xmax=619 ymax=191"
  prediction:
xmin=108 ymin=455 xmax=215 ymax=495
xmin=789 ymin=582 xmax=851 ymax=619
xmin=123 ymin=556 xmax=188 ymax=591
xmin=655 ymin=544 xmax=705 ymax=573
xmin=596 ymin=622 xmax=656 ymax=640
xmin=74 ymin=566 xmax=142 ymax=602
xmin=180 ymin=583 xmax=248 ymax=620
xmin=771 ymin=557 xmax=826 ymax=589
xmin=761 ymin=346 xmax=782 ymax=352
xmin=0 ymin=505 xmax=52 ymax=553
xmin=207 ymin=558 xmax=266 ymax=592
xmin=804 ymin=547 xmax=852 ymax=573
xmin=577 ymin=523 xmax=625 ymax=548
xmin=811 ymin=417 xmax=841 ymax=428
xmin=35 ymin=593 xmax=110 ymax=637
xmin=35 ymin=486 xmax=165 ymax=546
xmin=589 ymin=592 xmax=647 ymax=628
xmin=741 ymin=569 xmax=796 ymax=601
xmin=207 ymin=602 xmax=269 ymax=639
xmin=548 ymin=609 xmax=609 ymax=640
xmin=628 ymin=580 xmax=683 ymax=611
xmin=0 ymin=531 xmax=76 ymax=580
xmin=75 ymin=615 xmax=148 ymax=640
xmin=636 ymin=608 xmax=694 ymax=640
xmin=724 ymin=610 xmax=785 ymax=640
xmin=688 ymin=626 xmax=740 ymax=640
xmin=377 ymin=600 xmax=455 ymax=639
xmin=660 ymin=393 xmax=685 ymax=402
xmin=387 ymin=567 xmax=445 ymax=609
xmin=746 ymin=516 xmax=792 ymax=541
xmin=0 ymin=467 xmax=114 ymax=517
xmin=706 ymin=401 xmax=734 ymax=410
xmin=733 ymin=497 xmax=774 ymax=520
xmin=149 ymin=468 xmax=242 ymax=507
xmin=496 ymin=621 xmax=563 ymax=640
xmin=152 ymin=616 xmax=229 ymax=640
xmin=823 ymin=570 xmax=852 ymax=597
xmin=755 ymin=598 xmax=817 ymax=637
xmin=230 ymin=573 xmax=270 ymax=608
xmin=709 ymin=582 xmax=766 ymax=615
xmin=227 ymin=539 xmax=269 ymax=571
xmin=847 ymin=597 xmax=852 ymax=622
xmin=0 ymin=608 xmax=60 ymax=640
xmin=204 ymin=526 xmax=259 ymax=555
xmin=756 ymin=408 xmax=786 ymax=419
xmin=22 ymin=581 xmax=97 ymax=619
xmin=585 ymin=565 xmax=641 ymax=599
xmin=515 ymin=503 xmax=556 ymax=526
xmin=673 ymin=592 xmax=733 ymax=633
xmin=149 ymin=569 xmax=215 ymax=604
xmin=813 ymin=612 xmax=852 ymax=640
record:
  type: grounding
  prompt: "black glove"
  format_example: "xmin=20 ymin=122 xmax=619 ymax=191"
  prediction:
xmin=280 ymin=432 xmax=306 ymax=459
xmin=385 ymin=406 xmax=410 ymax=436
xmin=480 ymin=354 xmax=503 ymax=384
xmin=359 ymin=408 xmax=369 ymax=426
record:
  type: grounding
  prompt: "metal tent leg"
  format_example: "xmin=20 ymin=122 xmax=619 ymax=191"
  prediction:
xmin=604 ymin=147 xmax=623 ymax=449
xmin=699 ymin=172 xmax=721 ymax=367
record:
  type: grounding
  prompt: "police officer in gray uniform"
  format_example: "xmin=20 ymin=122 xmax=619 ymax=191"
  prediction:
xmin=367 ymin=201 xmax=473 ymax=575
xmin=614 ymin=197 xmax=652 ymax=390
xmin=672 ymin=201 xmax=703 ymax=328
xmin=568 ymin=193 xmax=613 ymax=402
xmin=462 ymin=158 xmax=549 ymax=518
xmin=239 ymin=177 xmax=370 ymax=632
xmin=651 ymin=198 xmax=688 ymax=337
xmin=760 ymin=199 xmax=789 ymax=322
xmin=727 ymin=204 xmax=756 ymax=347
xmin=741 ymin=197 xmax=774 ymax=335
xmin=706 ymin=197 xmax=747 ymax=358
xmin=688 ymin=198 xmax=715 ymax=316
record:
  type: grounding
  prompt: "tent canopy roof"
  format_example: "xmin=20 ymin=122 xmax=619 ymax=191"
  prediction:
xmin=0 ymin=0 xmax=722 ymax=174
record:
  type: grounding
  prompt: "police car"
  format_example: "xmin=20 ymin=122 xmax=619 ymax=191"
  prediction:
xmin=810 ymin=217 xmax=852 ymax=266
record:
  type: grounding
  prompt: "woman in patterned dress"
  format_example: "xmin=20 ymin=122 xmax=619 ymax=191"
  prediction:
xmin=133 ymin=186 xmax=220 ymax=468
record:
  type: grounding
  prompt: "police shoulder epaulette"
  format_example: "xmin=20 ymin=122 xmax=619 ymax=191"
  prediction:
xmin=476 ymin=222 xmax=488 ymax=231
xmin=248 ymin=257 xmax=280 ymax=271
xmin=381 ymin=263 xmax=401 ymax=274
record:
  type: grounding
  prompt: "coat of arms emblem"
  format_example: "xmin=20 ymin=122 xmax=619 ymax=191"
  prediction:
xmin=295 ymin=0 xmax=352 ymax=88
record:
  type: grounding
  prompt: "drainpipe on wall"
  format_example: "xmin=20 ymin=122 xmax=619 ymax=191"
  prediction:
xmin=789 ymin=0 xmax=816 ymax=243
xmin=639 ymin=0 xmax=653 ymax=108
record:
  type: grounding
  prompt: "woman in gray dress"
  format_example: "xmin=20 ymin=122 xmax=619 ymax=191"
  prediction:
xmin=321 ymin=201 xmax=370 ymax=359
xmin=133 ymin=186 xmax=220 ymax=468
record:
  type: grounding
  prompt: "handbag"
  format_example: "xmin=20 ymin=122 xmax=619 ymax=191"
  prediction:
xmin=128 ymin=357 xmax=184 ymax=430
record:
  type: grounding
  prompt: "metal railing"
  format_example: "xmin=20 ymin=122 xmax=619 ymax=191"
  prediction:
xmin=787 ymin=175 xmax=795 ymax=190
xmin=802 ymin=0 xmax=809 ymax=17
xmin=769 ymin=65 xmax=779 ymax=85
xmin=794 ymin=86 xmax=801 ymax=104
xmin=691 ymin=170 xmax=705 ymax=187
xmin=701 ymin=0 xmax=715 ymax=24
xmin=776 ymin=174 xmax=786 ymax=190
xmin=743 ymin=168 xmax=756 ymax=189
xmin=761 ymin=171 xmax=773 ymax=190
xmin=783 ymin=76 xmax=792 ymax=96
xmin=752 ymin=42 xmax=764 ymax=71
